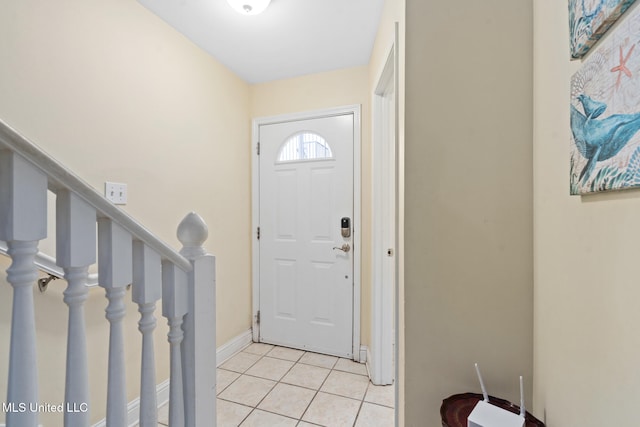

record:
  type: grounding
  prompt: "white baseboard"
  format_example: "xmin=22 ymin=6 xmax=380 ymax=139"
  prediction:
xmin=359 ymin=345 xmax=368 ymax=364
xmin=91 ymin=379 xmax=170 ymax=427
xmin=92 ymin=329 xmax=253 ymax=427
xmin=216 ymin=329 xmax=253 ymax=367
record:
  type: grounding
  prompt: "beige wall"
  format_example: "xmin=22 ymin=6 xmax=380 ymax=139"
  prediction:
xmin=251 ymin=67 xmax=373 ymax=347
xmin=252 ymin=67 xmax=370 ymax=119
xmin=0 ymin=0 xmax=251 ymax=423
xmin=404 ymin=1 xmax=533 ymax=425
xmin=533 ymin=2 xmax=640 ymax=425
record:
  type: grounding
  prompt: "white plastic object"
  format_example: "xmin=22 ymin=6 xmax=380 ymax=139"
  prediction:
xmin=474 ymin=363 xmax=489 ymax=402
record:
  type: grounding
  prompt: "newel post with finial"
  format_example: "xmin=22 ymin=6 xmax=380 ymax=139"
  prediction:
xmin=177 ymin=212 xmax=216 ymax=427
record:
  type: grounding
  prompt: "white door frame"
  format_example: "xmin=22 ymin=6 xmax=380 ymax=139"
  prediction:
xmin=251 ymin=105 xmax=362 ymax=361
xmin=370 ymin=41 xmax=399 ymax=384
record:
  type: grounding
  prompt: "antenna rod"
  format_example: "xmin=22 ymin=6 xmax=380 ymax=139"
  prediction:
xmin=519 ymin=375 xmax=526 ymax=417
xmin=474 ymin=363 xmax=489 ymax=402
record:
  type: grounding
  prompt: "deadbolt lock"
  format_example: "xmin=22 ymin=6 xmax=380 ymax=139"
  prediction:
xmin=341 ymin=217 xmax=351 ymax=238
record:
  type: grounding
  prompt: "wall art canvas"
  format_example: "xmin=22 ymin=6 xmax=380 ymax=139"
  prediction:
xmin=571 ymin=4 xmax=640 ymax=194
xmin=569 ymin=0 xmax=637 ymax=58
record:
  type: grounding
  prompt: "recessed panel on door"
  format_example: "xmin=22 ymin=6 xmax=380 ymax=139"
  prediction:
xmin=310 ymin=261 xmax=335 ymax=326
xmin=276 ymin=170 xmax=297 ymax=241
xmin=310 ymin=166 xmax=334 ymax=242
xmin=274 ymin=259 xmax=296 ymax=320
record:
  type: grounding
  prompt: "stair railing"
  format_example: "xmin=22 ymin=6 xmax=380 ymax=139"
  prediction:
xmin=0 ymin=118 xmax=216 ymax=427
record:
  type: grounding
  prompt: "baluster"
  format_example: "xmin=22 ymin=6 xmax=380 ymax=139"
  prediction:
xmin=56 ymin=191 xmax=96 ymax=426
xmin=162 ymin=262 xmax=188 ymax=426
xmin=177 ymin=212 xmax=216 ymax=427
xmin=98 ymin=219 xmax=132 ymax=427
xmin=0 ymin=150 xmax=47 ymax=427
xmin=132 ymin=242 xmax=162 ymax=427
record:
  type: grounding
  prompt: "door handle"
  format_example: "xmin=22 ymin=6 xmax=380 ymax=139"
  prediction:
xmin=333 ymin=243 xmax=351 ymax=253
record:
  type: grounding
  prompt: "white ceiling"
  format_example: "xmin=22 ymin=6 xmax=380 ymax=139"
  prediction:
xmin=137 ymin=0 xmax=385 ymax=84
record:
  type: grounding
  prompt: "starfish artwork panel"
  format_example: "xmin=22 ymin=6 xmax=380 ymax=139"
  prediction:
xmin=570 ymin=4 xmax=640 ymax=194
xmin=569 ymin=0 xmax=637 ymax=59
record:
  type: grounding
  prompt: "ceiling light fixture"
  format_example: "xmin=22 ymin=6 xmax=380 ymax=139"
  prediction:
xmin=226 ymin=0 xmax=271 ymax=15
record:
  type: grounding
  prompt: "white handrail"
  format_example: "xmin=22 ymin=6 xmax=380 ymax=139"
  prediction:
xmin=0 ymin=119 xmax=191 ymax=273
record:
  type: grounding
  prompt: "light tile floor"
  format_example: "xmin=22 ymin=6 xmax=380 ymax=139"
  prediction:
xmin=156 ymin=343 xmax=395 ymax=427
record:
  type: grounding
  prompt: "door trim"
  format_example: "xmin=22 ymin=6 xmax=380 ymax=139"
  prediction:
xmin=251 ymin=105 xmax=362 ymax=361
xmin=371 ymin=43 xmax=398 ymax=385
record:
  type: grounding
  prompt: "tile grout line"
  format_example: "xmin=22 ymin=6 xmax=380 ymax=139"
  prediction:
xmin=220 ymin=343 xmax=269 ymax=426
xmin=296 ymin=347 xmax=371 ymax=425
xmin=237 ymin=344 xmax=306 ymax=426
xmin=246 ymin=345 xmax=338 ymax=426
xmin=350 ymin=369 xmax=370 ymax=427
xmin=352 ymin=399 xmax=366 ymax=427
xmin=219 ymin=344 xmax=393 ymax=426
xmin=299 ymin=352 xmax=373 ymax=427
xmin=162 ymin=346 xmax=393 ymax=427
xmin=216 ymin=369 xmax=243 ymax=396
xmin=237 ymin=347 xmax=277 ymax=426
xmin=172 ymin=343 xmax=377 ymax=425
xmin=246 ymin=347 xmax=302 ymax=425
xmin=297 ymin=360 xmax=334 ymax=427
xmin=216 ymin=383 xmax=394 ymax=425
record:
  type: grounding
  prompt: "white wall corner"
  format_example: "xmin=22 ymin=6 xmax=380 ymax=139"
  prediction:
xmin=91 ymin=329 xmax=252 ymax=427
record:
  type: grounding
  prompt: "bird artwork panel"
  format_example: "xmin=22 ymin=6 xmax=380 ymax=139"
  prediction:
xmin=569 ymin=0 xmax=637 ymax=59
xmin=570 ymin=3 xmax=640 ymax=194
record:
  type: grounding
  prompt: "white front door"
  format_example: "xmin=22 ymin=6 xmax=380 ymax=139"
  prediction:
xmin=258 ymin=113 xmax=354 ymax=358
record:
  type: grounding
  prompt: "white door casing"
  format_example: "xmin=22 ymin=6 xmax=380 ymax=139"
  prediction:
xmin=251 ymin=106 xmax=361 ymax=359
xmin=371 ymin=37 xmax=399 ymax=386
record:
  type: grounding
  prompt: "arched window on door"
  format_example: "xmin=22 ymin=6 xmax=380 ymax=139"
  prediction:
xmin=277 ymin=132 xmax=333 ymax=163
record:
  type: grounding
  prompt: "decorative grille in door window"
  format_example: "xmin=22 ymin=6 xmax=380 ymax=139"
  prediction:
xmin=277 ymin=132 xmax=333 ymax=163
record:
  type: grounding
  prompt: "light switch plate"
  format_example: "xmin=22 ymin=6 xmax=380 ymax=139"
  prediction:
xmin=105 ymin=182 xmax=127 ymax=205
